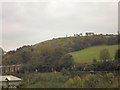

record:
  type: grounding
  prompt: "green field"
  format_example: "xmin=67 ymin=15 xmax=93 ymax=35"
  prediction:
xmin=70 ymin=45 xmax=119 ymax=63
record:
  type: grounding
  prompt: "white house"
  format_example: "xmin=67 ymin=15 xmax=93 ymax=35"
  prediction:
xmin=0 ymin=75 xmax=22 ymax=88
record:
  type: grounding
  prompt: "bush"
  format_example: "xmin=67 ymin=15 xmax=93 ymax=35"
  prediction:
xmin=82 ymin=74 xmax=98 ymax=88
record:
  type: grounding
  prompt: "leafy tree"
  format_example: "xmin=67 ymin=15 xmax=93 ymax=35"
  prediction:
xmin=115 ymin=48 xmax=120 ymax=70
xmin=118 ymin=33 xmax=120 ymax=44
xmin=99 ymin=49 xmax=110 ymax=62
xmin=58 ymin=54 xmax=74 ymax=70
xmin=115 ymin=49 xmax=120 ymax=61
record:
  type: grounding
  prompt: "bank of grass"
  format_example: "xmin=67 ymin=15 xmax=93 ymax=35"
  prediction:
xmin=70 ymin=45 xmax=119 ymax=63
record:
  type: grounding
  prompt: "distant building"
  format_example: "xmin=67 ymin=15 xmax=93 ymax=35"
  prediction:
xmin=0 ymin=75 xmax=22 ymax=88
xmin=0 ymin=65 xmax=21 ymax=73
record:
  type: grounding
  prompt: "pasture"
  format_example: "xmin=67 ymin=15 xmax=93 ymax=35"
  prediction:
xmin=70 ymin=45 xmax=119 ymax=63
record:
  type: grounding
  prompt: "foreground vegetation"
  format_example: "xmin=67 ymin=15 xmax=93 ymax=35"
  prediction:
xmin=18 ymin=71 xmax=118 ymax=88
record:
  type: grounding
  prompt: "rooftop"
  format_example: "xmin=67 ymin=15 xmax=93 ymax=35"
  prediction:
xmin=0 ymin=75 xmax=22 ymax=82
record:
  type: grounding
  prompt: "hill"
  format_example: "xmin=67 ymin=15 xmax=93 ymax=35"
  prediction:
xmin=2 ymin=34 xmax=119 ymax=72
xmin=70 ymin=45 xmax=119 ymax=63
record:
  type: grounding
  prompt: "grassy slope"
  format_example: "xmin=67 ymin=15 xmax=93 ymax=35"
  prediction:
xmin=70 ymin=45 xmax=119 ymax=63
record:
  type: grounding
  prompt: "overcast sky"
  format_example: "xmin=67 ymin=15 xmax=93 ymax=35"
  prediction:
xmin=0 ymin=0 xmax=118 ymax=51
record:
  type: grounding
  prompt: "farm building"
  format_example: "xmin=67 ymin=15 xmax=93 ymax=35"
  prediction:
xmin=0 ymin=75 xmax=22 ymax=88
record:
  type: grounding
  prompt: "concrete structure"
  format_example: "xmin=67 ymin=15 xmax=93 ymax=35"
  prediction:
xmin=0 ymin=75 xmax=22 ymax=88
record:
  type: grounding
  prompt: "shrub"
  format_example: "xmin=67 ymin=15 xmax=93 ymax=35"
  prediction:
xmin=66 ymin=78 xmax=74 ymax=86
xmin=82 ymin=74 xmax=98 ymax=88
